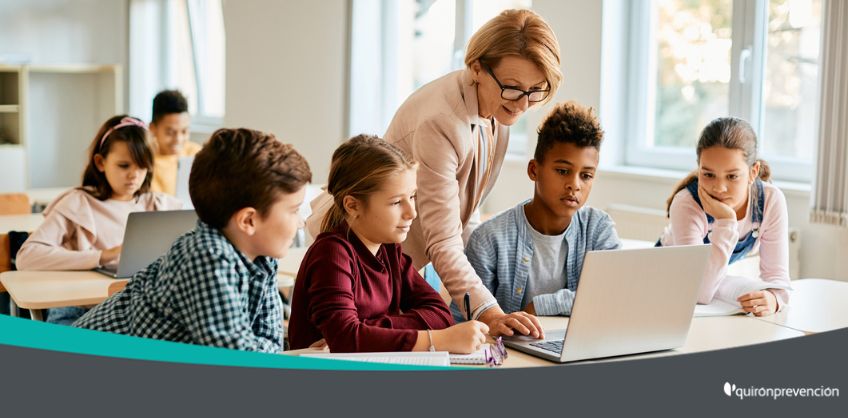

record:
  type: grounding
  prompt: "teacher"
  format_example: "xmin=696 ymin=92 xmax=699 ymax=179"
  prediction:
xmin=383 ymin=9 xmax=562 ymax=337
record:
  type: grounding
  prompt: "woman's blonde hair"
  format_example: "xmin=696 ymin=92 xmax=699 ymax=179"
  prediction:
xmin=665 ymin=117 xmax=772 ymax=215
xmin=321 ymin=135 xmax=418 ymax=233
xmin=464 ymin=9 xmax=562 ymax=103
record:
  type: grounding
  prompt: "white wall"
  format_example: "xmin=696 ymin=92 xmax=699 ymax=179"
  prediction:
xmin=0 ymin=0 xmax=129 ymax=190
xmin=222 ymin=0 xmax=349 ymax=184
xmin=0 ymin=0 xmax=129 ymax=105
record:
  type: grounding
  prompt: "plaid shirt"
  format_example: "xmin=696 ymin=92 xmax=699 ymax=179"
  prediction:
xmin=74 ymin=221 xmax=283 ymax=353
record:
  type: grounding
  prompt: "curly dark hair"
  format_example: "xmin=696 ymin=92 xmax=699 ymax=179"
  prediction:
xmin=534 ymin=101 xmax=604 ymax=162
xmin=189 ymin=128 xmax=312 ymax=228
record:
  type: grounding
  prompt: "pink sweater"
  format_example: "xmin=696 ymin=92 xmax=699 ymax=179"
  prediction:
xmin=659 ymin=181 xmax=790 ymax=309
xmin=16 ymin=188 xmax=182 ymax=271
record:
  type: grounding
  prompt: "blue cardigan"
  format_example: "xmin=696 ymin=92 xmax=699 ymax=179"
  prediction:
xmin=465 ymin=201 xmax=621 ymax=316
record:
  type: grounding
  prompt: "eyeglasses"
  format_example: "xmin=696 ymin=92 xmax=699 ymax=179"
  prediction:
xmin=484 ymin=64 xmax=550 ymax=103
xmin=484 ymin=337 xmax=509 ymax=367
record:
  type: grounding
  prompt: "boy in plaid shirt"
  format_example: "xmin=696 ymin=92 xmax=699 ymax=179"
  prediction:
xmin=75 ymin=128 xmax=311 ymax=352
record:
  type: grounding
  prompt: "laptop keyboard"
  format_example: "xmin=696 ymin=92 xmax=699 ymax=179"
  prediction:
xmin=530 ymin=340 xmax=563 ymax=353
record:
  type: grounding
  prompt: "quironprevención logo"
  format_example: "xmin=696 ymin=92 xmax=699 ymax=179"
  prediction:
xmin=724 ymin=382 xmax=840 ymax=400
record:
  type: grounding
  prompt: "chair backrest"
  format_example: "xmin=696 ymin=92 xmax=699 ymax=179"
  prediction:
xmin=108 ymin=280 xmax=128 ymax=296
xmin=0 ymin=233 xmax=10 ymax=274
xmin=0 ymin=193 xmax=30 ymax=215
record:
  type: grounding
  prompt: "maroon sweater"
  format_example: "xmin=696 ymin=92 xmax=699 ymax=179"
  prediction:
xmin=288 ymin=226 xmax=454 ymax=352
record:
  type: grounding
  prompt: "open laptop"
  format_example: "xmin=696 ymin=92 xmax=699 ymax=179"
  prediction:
xmin=95 ymin=210 xmax=198 ymax=278
xmin=504 ymin=244 xmax=711 ymax=363
xmin=175 ymin=156 xmax=194 ymax=209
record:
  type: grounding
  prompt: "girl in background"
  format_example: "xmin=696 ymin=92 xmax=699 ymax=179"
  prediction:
xmin=17 ymin=115 xmax=182 ymax=324
xmin=658 ymin=117 xmax=790 ymax=316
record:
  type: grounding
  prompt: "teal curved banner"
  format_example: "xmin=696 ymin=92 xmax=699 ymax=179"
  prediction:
xmin=0 ymin=315 xmax=458 ymax=371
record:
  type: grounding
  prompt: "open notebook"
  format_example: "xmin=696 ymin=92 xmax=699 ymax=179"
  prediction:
xmin=300 ymin=345 xmax=497 ymax=366
xmin=301 ymin=351 xmax=451 ymax=366
xmin=694 ymin=275 xmax=792 ymax=317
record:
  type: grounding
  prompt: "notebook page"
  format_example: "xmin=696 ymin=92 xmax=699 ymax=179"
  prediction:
xmin=301 ymin=351 xmax=450 ymax=366
xmin=694 ymin=275 xmax=793 ymax=317
xmin=449 ymin=344 xmax=491 ymax=365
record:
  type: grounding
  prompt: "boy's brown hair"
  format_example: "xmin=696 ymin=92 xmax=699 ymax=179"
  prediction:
xmin=189 ymin=128 xmax=312 ymax=228
xmin=534 ymin=101 xmax=604 ymax=162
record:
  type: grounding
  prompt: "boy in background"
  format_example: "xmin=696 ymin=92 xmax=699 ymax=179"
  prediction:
xmin=149 ymin=90 xmax=202 ymax=195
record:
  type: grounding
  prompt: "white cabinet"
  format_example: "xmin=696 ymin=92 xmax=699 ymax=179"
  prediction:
xmin=0 ymin=64 xmax=122 ymax=192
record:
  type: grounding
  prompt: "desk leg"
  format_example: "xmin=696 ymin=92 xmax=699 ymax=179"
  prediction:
xmin=10 ymin=298 xmax=20 ymax=317
xmin=29 ymin=309 xmax=44 ymax=321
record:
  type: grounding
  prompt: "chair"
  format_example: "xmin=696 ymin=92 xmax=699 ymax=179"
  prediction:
xmin=0 ymin=193 xmax=30 ymax=215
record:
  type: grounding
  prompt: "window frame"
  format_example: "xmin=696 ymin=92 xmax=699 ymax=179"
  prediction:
xmin=348 ymin=0 xmax=531 ymax=157
xmin=624 ymin=0 xmax=817 ymax=183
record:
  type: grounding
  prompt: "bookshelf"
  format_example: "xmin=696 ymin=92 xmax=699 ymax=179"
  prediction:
xmin=0 ymin=64 xmax=122 ymax=192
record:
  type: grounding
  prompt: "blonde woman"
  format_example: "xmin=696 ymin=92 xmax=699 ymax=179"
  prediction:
xmin=383 ymin=9 xmax=562 ymax=337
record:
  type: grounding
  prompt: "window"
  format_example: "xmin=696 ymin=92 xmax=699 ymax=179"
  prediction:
xmin=625 ymin=0 xmax=822 ymax=182
xmin=349 ymin=0 xmax=532 ymax=157
xmin=129 ymin=0 xmax=225 ymax=130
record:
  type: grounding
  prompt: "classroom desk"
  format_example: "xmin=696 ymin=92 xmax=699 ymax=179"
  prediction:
xmin=754 ymin=278 xmax=848 ymax=334
xmin=0 ymin=269 xmax=301 ymax=321
xmin=0 ymin=213 xmax=44 ymax=234
xmin=278 ymin=247 xmax=308 ymax=277
xmin=284 ymin=314 xmax=804 ymax=368
xmin=0 ymin=271 xmax=126 ymax=321
xmin=0 ymin=213 xmax=44 ymax=292
xmin=25 ymin=187 xmax=69 ymax=210
xmin=276 ymin=247 xmax=307 ymax=297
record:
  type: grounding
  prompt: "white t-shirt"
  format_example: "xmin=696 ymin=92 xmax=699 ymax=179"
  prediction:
xmin=522 ymin=208 xmax=568 ymax=307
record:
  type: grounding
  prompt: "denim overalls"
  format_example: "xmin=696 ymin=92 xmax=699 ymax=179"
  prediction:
xmin=658 ymin=178 xmax=764 ymax=265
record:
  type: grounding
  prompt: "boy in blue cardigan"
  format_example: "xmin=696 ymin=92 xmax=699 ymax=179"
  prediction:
xmin=465 ymin=102 xmax=621 ymax=317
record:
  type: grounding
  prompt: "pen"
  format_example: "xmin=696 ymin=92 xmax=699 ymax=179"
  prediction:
xmin=464 ymin=292 xmax=472 ymax=322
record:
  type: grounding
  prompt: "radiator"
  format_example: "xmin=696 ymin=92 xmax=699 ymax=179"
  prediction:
xmin=606 ymin=203 xmax=801 ymax=279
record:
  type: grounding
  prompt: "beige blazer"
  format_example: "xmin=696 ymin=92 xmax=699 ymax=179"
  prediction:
xmin=385 ymin=69 xmax=510 ymax=318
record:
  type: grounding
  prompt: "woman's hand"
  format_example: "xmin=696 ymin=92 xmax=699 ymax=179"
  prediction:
xmin=99 ymin=245 xmax=122 ymax=266
xmin=432 ymin=321 xmax=490 ymax=354
xmin=697 ymin=186 xmax=736 ymax=221
xmin=737 ymin=290 xmax=778 ymax=316
xmin=479 ymin=307 xmax=544 ymax=339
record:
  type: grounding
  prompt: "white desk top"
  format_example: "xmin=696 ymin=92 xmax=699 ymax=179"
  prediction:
xmin=755 ymin=278 xmax=848 ymax=334
xmin=496 ymin=315 xmax=803 ymax=367
xmin=285 ymin=314 xmax=804 ymax=368
xmin=0 ymin=213 xmax=43 ymax=234
xmin=0 ymin=270 xmax=125 ymax=309
xmin=26 ymin=187 xmax=69 ymax=207
xmin=2 ymin=269 xmax=298 ymax=311
xmin=278 ymin=247 xmax=307 ymax=277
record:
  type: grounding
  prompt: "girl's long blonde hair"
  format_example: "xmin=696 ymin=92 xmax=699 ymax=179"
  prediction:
xmin=321 ymin=135 xmax=418 ymax=233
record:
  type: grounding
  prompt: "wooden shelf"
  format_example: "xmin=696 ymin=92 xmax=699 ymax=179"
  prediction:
xmin=28 ymin=64 xmax=120 ymax=74
xmin=0 ymin=105 xmax=19 ymax=113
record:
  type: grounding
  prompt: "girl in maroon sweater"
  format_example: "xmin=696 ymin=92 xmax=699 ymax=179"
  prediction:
xmin=289 ymin=135 xmax=489 ymax=353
